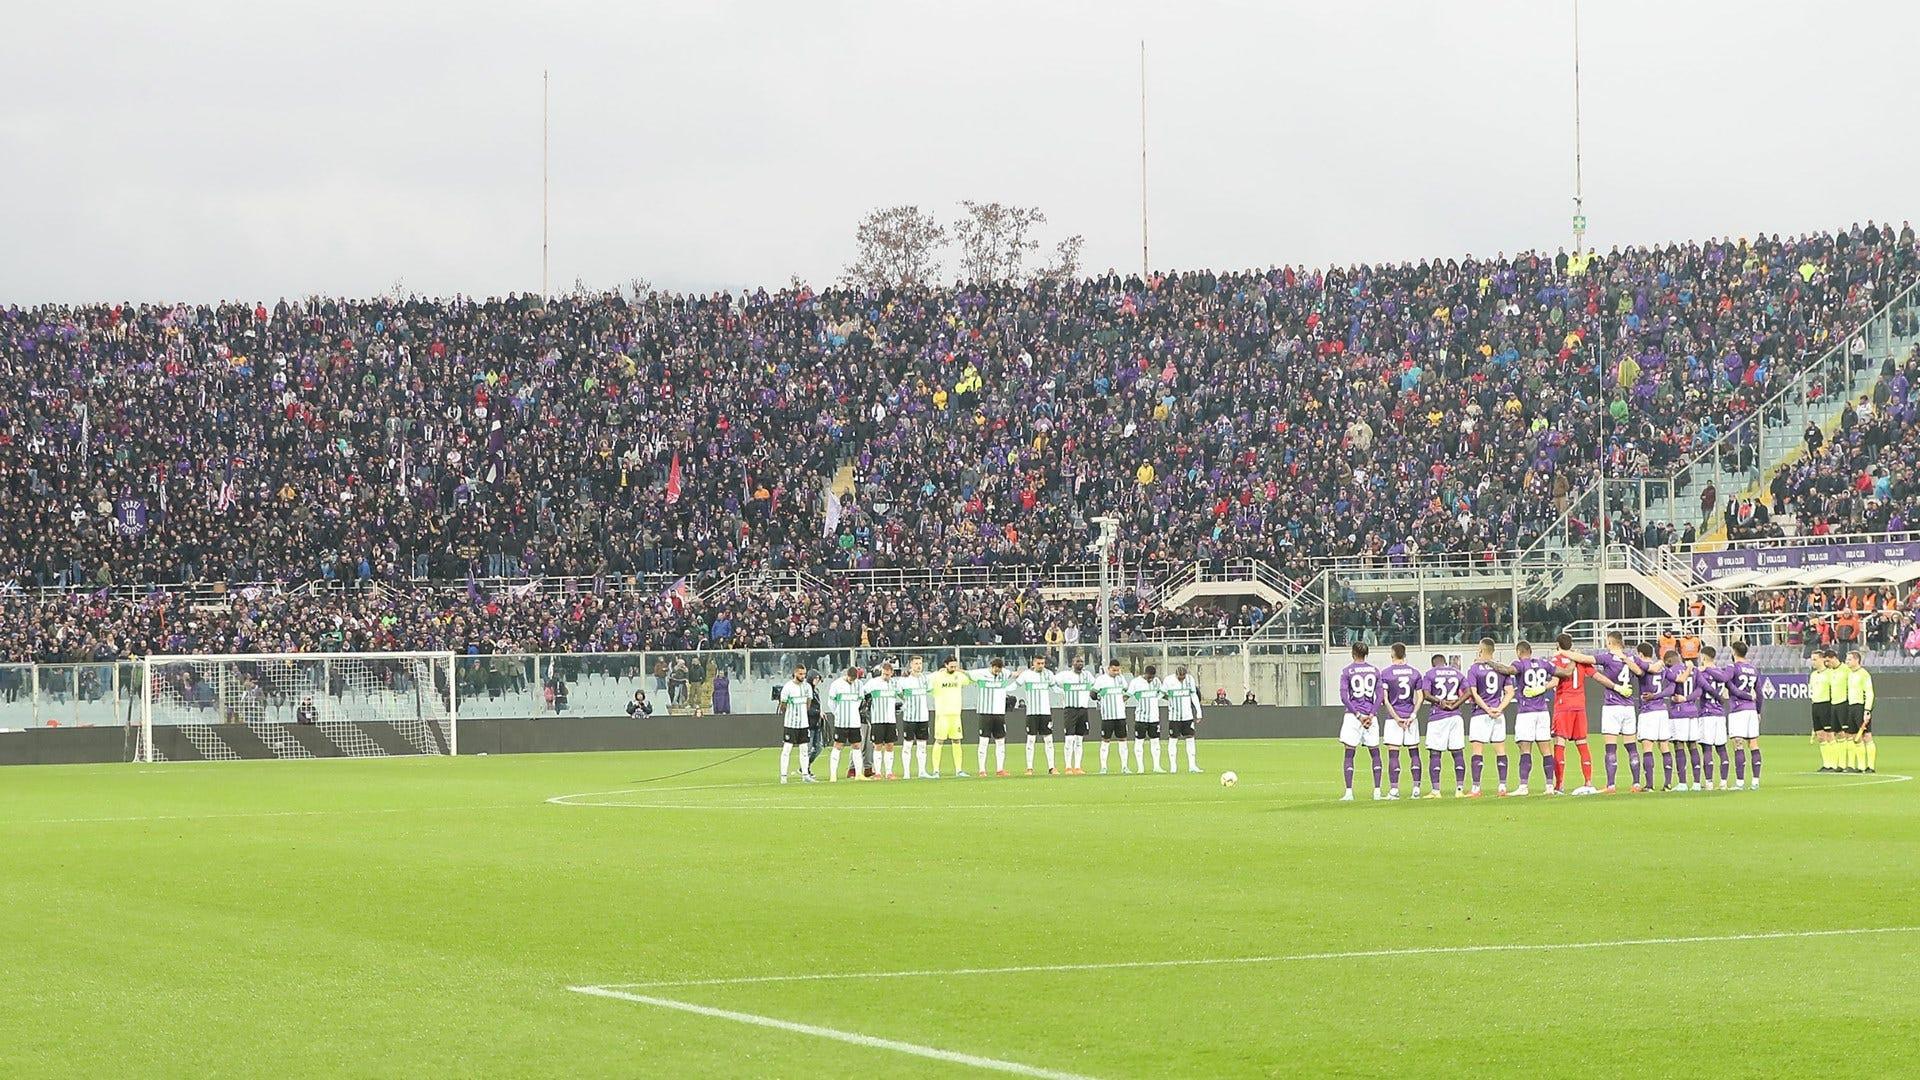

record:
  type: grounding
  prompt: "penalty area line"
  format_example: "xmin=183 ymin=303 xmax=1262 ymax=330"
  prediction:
xmin=602 ymin=924 xmax=1920 ymax=990
xmin=567 ymin=985 xmax=1103 ymax=1080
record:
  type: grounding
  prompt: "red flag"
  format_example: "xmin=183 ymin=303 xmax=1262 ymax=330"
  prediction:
xmin=665 ymin=453 xmax=683 ymax=504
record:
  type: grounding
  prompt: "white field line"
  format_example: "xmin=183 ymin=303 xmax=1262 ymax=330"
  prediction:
xmin=568 ymin=985 xmax=1103 ymax=1080
xmin=545 ymin=778 xmax=1327 ymax=808
xmin=600 ymin=925 xmax=1920 ymax=990
xmin=0 ymin=803 xmax=525 ymax=826
xmin=559 ymin=796 xmax=1240 ymax=811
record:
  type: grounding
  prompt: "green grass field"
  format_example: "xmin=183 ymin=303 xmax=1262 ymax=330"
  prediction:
xmin=4 ymin=738 xmax=1918 ymax=1078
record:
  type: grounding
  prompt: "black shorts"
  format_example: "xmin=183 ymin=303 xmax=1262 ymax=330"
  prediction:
xmin=979 ymin=714 xmax=1008 ymax=740
xmin=1814 ymin=701 xmax=1838 ymax=732
xmin=1134 ymin=721 xmax=1161 ymax=740
xmin=1064 ymin=707 xmax=1090 ymax=736
xmin=1168 ymin=720 xmax=1196 ymax=738
xmin=782 ymin=726 xmax=810 ymax=746
xmin=1026 ymin=712 xmax=1053 ymax=737
xmin=901 ymin=720 xmax=930 ymax=741
xmin=1839 ymin=704 xmax=1865 ymax=734
xmin=1102 ymin=717 xmax=1128 ymax=739
xmin=869 ymin=723 xmax=898 ymax=744
xmin=833 ymin=726 xmax=863 ymax=746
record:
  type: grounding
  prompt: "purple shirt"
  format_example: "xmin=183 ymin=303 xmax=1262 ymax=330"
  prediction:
xmin=1421 ymin=666 xmax=1468 ymax=720
xmin=1339 ymin=662 xmax=1380 ymax=715
xmin=1595 ymin=650 xmax=1637 ymax=708
xmin=1379 ymin=663 xmax=1423 ymax=719
xmin=1639 ymin=661 xmax=1668 ymax=712
xmin=1664 ymin=664 xmax=1701 ymax=719
xmin=1726 ymin=660 xmax=1761 ymax=712
xmin=1467 ymin=661 xmax=1510 ymax=715
xmin=1697 ymin=664 xmax=1730 ymax=717
xmin=1512 ymin=656 xmax=1557 ymax=713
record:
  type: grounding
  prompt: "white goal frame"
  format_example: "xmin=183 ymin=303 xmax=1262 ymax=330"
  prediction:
xmin=133 ymin=651 xmax=458 ymax=763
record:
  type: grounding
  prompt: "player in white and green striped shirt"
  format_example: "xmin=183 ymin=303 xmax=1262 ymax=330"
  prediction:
xmin=1015 ymin=656 xmax=1059 ymax=775
xmin=826 ymin=666 xmax=867 ymax=782
xmin=1053 ymin=655 xmax=1096 ymax=774
xmin=894 ymin=656 xmax=933 ymax=779
xmin=969 ymin=658 xmax=1018 ymax=777
xmin=1091 ymin=660 xmax=1133 ymax=774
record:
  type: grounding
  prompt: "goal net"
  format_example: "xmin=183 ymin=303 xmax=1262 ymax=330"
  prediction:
xmin=133 ymin=652 xmax=457 ymax=763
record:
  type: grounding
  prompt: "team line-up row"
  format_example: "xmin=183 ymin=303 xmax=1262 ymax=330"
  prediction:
xmin=770 ymin=655 xmax=1212 ymax=782
xmin=1336 ymin=635 xmax=1878 ymax=802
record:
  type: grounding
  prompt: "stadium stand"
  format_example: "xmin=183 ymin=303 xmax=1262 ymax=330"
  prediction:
xmin=3 ymin=223 xmax=1918 ymax=662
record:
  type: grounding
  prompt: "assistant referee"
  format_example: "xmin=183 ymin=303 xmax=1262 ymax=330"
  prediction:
xmin=1845 ymin=650 xmax=1876 ymax=774
xmin=1812 ymin=650 xmax=1839 ymax=772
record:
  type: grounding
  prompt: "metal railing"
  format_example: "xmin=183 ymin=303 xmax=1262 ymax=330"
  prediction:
xmin=1663 ymin=277 xmax=1920 ymax=535
xmin=0 ymin=638 xmax=1331 ymax=733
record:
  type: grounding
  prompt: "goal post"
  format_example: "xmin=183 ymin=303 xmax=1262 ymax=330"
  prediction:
xmin=133 ymin=651 xmax=457 ymax=763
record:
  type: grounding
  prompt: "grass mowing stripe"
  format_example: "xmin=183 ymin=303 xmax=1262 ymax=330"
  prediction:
xmin=0 ymin=803 xmax=529 ymax=826
xmin=569 ymin=985 xmax=1105 ymax=1080
xmin=603 ymin=925 xmax=1920 ymax=989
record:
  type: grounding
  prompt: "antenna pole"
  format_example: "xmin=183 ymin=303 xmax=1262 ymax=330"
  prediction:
xmin=1139 ymin=40 xmax=1149 ymax=279
xmin=1572 ymin=0 xmax=1586 ymax=256
xmin=542 ymin=70 xmax=550 ymax=300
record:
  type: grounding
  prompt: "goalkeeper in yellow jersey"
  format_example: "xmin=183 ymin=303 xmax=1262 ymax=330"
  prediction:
xmin=927 ymin=656 xmax=975 ymax=778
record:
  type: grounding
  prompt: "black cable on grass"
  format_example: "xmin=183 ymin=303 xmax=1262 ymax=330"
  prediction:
xmin=627 ymin=746 xmax=763 ymax=785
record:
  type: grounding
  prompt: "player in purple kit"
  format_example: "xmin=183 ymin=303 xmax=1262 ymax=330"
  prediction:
xmin=1377 ymin=643 xmax=1425 ymax=799
xmin=1337 ymin=643 xmax=1384 ymax=802
xmin=1697 ymin=646 xmax=1733 ymax=790
xmin=1630 ymin=643 xmax=1665 ymax=794
xmin=1661 ymin=650 xmax=1703 ymax=791
xmin=1724 ymin=640 xmax=1763 ymax=789
xmin=1594 ymin=632 xmax=1643 ymax=794
xmin=1508 ymin=641 xmax=1560 ymax=796
xmin=1466 ymin=638 xmax=1514 ymax=797
xmin=1421 ymin=654 xmax=1470 ymax=798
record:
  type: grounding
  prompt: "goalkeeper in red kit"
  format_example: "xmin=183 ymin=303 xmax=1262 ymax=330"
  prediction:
xmin=1551 ymin=632 xmax=1621 ymax=795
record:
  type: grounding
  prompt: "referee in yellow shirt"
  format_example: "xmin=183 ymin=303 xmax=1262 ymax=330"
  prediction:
xmin=928 ymin=657 xmax=976 ymax=778
xmin=1844 ymin=650 xmax=1877 ymax=773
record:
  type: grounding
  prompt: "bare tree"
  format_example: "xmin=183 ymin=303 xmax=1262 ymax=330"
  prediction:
xmin=842 ymin=205 xmax=947 ymax=289
xmin=1037 ymin=234 xmax=1085 ymax=284
xmin=626 ymin=277 xmax=655 ymax=301
xmin=953 ymin=201 xmax=1047 ymax=284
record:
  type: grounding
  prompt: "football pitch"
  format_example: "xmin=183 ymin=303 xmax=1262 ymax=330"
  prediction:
xmin=4 ymin=739 xmax=1918 ymax=1079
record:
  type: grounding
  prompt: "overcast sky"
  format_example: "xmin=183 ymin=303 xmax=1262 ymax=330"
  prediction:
xmin=3 ymin=0 xmax=1916 ymax=305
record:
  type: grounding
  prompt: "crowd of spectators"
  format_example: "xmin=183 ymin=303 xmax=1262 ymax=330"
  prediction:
xmin=1766 ymin=343 xmax=1920 ymax=537
xmin=4 ymin=222 xmax=1918 ymax=658
xmin=0 ymin=582 xmax=1263 ymax=663
xmin=1708 ymin=584 xmax=1920 ymax=658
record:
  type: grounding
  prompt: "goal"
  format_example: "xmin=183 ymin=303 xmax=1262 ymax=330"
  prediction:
xmin=132 ymin=652 xmax=457 ymax=763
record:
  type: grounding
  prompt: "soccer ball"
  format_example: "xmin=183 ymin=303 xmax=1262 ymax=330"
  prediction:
xmin=1219 ymin=771 xmax=1237 ymax=788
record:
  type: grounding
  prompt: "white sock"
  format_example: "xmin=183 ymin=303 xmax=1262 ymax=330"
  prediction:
xmin=978 ymin=738 xmax=989 ymax=774
xmin=780 ymin=743 xmax=792 ymax=777
xmin=995 ymin=739 xmax=1007 ymax=771
xmin=1067 ymin=735 xmax=1079 ymax=770
xmin=851 ymin=746 xmax=864 ymax=775
xmin=1186 ymin=737 xmax=1197 ymax=768
xmin=830 ymin=747 xmax=842 ymax=779
xmin=1100 ymin=740 xmax=1111 ymax=770
xmin=916 ymin=742 xmax=928 ymax=775
xmin=882 ymin=749 xmax=893 ymax=776
xmin=1151 ymin=739 xmax=1164 ymax=771
xmin=1044 ymin=736 xmax=1056 ymax=771
xmin=1025 ymin=737 xmax=1037 ymax=771
xmin=1133 ymin=739 xmax=1144 ymax=771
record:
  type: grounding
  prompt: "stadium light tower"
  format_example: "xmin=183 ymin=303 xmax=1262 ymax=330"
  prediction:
xmin=1139 ymin=40 xmax=1150 ymax=278
xmin=1091 ymin=516 xmax=1121 ymax=667
xmin=1572 ymin=0 xmax=1586 ymax=257
xmin=542 ymin=69 xmax=550 ymax=301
